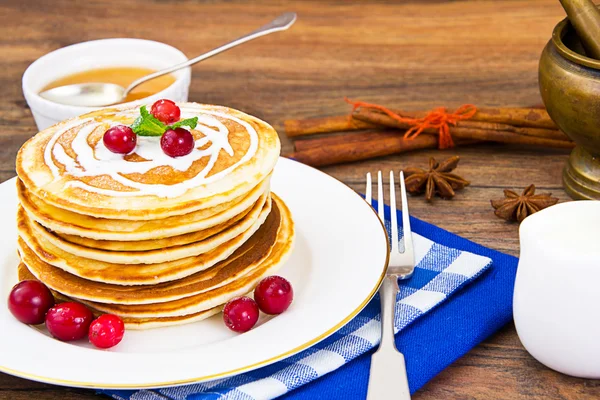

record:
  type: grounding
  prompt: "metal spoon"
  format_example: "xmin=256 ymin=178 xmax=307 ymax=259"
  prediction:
xmin=39 ymin=12 xmax=297 ymax=107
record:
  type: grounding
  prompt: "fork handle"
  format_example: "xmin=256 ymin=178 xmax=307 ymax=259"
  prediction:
xmin=366 ymin=275 xmax=411 ymax=400
xmin=380 ymin=275 xmax=400 ymax=350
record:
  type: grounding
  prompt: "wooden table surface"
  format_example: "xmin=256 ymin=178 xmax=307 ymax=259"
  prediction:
xmin=1 ymin=0 xmax=598 ymax=398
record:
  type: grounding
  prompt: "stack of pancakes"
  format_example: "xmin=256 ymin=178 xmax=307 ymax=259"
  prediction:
xmin=15 ymin=102 xmax=294 ymax=329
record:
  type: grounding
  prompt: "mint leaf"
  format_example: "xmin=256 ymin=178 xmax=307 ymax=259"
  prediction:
xmin=129 ymin=106 xmax=198 ymax=137
xmin=168 ymin=117 xmax=198 ymax=130
xmin=130 ymin=106 xmax=167 ymax=137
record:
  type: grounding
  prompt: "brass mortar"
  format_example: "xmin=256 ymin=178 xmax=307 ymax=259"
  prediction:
xmin=540 ymin=17 xmax=600 ymax=199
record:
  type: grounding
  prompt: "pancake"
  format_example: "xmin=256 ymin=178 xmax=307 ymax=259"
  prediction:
xmin=17 ymin=198 xmax=278 ymax=285
xmin=18 ymin=201 xmax=282 ymax=304
xmin=54 ymin=197 xmax=256 ymax=252
xmin=16 ymin=103 xmax=280 ymax=220
xmin=18 ymin=176 xmax=270 ymax=241
xmin=25 ymin=194 xmax=271 ymax=264
xmin=14 ymin=101 xmax=293 ymax=330
xmin=17 ymin=265 xmax=223 ymax=330
xmin=67 ymin=195 xmax=294 ymax=319
xmin=118 ymin=307 xmax=222 ymax=330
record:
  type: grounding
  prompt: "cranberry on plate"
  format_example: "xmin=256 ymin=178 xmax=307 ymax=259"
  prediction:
xmin=103 ymin=125 xmax=137 ymax=154
xmin=8 ymin=280 xmax=55 ymax=325
xmin=150 ymin=99 xmax=180 ymax=124
xmin=254 ymin=276 xmax=294 ymax=315
xmin=160 ymin=128 xmax=194 ymax=157
xmin=223 ymin=296 xmax=259 ymax=333
xmin=89 ymin=314 xmax=125 ymax=349
xmin=45 ymin=302 xmax=94 ymax=342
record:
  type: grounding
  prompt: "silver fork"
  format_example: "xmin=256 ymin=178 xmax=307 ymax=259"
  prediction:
xmin=365 ymin=171 xmax=415 ymax=400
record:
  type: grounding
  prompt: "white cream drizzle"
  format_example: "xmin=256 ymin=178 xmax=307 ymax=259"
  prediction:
xmin=43 ymin=105 xmax=258 ymax=198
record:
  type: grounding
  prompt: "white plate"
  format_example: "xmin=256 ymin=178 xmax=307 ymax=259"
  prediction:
xmin=0 ymin=158 xmax=388 ymax=389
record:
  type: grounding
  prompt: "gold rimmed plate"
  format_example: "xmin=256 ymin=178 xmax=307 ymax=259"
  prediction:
xmin=0 ymin=158 xmax=388 ymax=389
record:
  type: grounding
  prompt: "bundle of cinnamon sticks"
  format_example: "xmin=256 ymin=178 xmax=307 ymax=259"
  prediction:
xmin=283 ymin=106 xmax=574 ymax=167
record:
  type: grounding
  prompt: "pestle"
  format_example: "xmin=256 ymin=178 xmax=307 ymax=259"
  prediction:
xmin=559 ymin=0 xmax=600 ymax=59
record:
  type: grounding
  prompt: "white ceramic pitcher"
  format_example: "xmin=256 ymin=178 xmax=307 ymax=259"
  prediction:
xmin=513 ymin=200 xmax=600 ymax=378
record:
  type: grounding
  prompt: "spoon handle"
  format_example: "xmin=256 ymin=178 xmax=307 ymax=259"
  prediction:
xmin=124 ymin=12 xmax=297 ymax=95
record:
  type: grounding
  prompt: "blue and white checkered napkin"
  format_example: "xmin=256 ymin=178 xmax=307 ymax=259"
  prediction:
xmin=104 ymin=217 xmax=492 ymax=400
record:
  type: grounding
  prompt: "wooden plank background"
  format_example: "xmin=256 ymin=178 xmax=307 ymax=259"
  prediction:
xmin=1 ymin=0 xmax=599 ymax=398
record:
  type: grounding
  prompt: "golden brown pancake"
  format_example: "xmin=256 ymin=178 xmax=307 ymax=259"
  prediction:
xmin=16 ymin=103 xmax=280 ymax=220
xmin=17 ymin=199 xmax=274 ymax=285
xmin=16 ymin=194 xmax=294 ymax=328
xmin=118 ymin=307 xmax=222 ymax=330
xmin=24 ymin=195 xmax=270 ymax=264
xmin=18 ymin=201 xmax=283 ymax=305
xmin=54 ymin=199 xmax=256 ymax=252
xmin=14 ymin=101 xmax=293 ymax=330
xmin=17 ymin=265 xmax=222 ymax=330
xmin=18 ymin=177 xmax=270 ymax=241
xmin=76 ymin=196 xmax=294 ymax=318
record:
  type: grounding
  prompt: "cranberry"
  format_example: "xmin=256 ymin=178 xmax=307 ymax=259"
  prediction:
xmin=150 ymin=99 xmax=180 ymax=124
xmin=89 ymin=314 xmax=125 ymax=349
xmin=160 ymin=128 xmax=194 ymax=157
xmin=103 ymin=125 xmax=136 ymax=154
xmin=8 ymin=280 xmax=55 ymax=325
xmin=223 ymin=296 xmax=259 ymax=333
xmin=45 ymin=302 xmax=93 ymax=342
xmin=254 ymin=276 xmax=294 ymax=315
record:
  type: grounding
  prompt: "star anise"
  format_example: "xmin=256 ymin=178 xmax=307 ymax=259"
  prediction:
xmin=404 ymin=156 xmax=470 ymax=201
xmin=491 ymin=184 xmax=558 ymax=223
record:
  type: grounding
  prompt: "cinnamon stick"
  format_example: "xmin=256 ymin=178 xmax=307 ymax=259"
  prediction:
xmin=286 ymin=131 xmax=442 ymax=167
xmin=293 ymin=130 xmax=392 ymax=151
xmin=469 ymin=107 xmax=557 ymax=129
xmin=352 ymin=109 xmax=574 ymax=149
xmin=446 ymin=127 xmax=573 ymax=149
xmin=284 ymin=116 xmax=376 ymax=137
xmin=284 ymin=107 xmax=559 ymax=137
xmin=451 ymin=120 xmax=567 ymax=141
xmin=377 ymin=108 xmax=557 ymax=129
xmin=353 ymin=108 xmax=569 ymax=141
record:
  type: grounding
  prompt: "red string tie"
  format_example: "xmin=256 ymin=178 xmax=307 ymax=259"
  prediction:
xmin=345 ymin=98 xmax=477 ymax=149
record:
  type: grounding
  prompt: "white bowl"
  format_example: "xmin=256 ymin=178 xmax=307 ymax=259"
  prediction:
xmin=514 ymin=200 xmax=600 ymax=378
xmin=22 ymin=38 xmax=191 ymax=131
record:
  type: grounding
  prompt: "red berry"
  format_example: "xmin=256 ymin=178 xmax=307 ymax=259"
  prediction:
xmin=89 ymin=314 xmax=125 ymax=349
xmin=103 ymin=125 xmax=136 ymax=154
xmin=160 ymin=128 xmax=194 ymax=157
xmin=223 ymin=296 xmax=259 ymax=333
xmin=8 ymin=280 xmax=55 ymax=325
xmin=150 ymin=99 xmax=180 ymax=124
xmin=254 ymin=276 xmax=294 ymax=315
xmin=45 ymin=302 xmax=93 ymax=342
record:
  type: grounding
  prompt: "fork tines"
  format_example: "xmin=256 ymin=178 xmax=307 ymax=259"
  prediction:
xmin=365 ymin=171 xmax=415 ymax=279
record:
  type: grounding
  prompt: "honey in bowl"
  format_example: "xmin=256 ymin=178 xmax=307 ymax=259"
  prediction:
xmin=40 ymin=67 xmax=176 ymax=104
